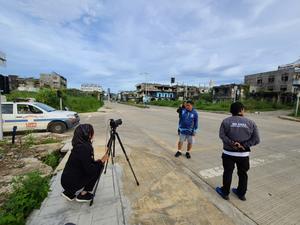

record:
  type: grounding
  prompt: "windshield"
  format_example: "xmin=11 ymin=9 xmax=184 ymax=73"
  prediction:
xmin=34 ymin=103 xmax=56 ymax=112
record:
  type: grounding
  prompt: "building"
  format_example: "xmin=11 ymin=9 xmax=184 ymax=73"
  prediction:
xmin=174 ymin=85 xmax=210 ymax=100
xmin=245 ymin=59 xmax=300 ymax=94
xmin=136 ymin=83 xmax=211 ymax=101
xmin=118 ymin=91 xmax=138 ymax=102
xmin=8 ymin=75 xmax=40 ymax=92
xmin=136 ymin=83 xmax=176 ymax=100
xmin=81 ymin=84 xmax=103 ymax=93
xmin=40 ymin=72 xmax=67 ymax=89
xmin=212 ymin=84 xmax=246 ymax=102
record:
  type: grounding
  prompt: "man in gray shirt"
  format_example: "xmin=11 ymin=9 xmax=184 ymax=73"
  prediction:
xmin=216 ymin=102 xmax=260 ymax=201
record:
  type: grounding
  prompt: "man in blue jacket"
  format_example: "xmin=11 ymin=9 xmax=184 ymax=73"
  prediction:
xmin=175 ymin=100 xmax=198 ymax=159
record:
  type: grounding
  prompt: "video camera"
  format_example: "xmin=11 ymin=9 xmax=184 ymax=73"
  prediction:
xmin=109 ymin=119 xmax=122 ymax=129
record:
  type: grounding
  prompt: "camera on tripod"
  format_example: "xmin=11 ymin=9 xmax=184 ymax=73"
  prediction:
xmin=110 ymin=119 xmax=122 ymax=129
xmin=90 ymin=118 xmax=139 ymax=206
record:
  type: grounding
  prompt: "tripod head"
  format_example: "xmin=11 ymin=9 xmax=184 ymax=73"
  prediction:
xmin=109 ymin=118 xmax=122 ymax=130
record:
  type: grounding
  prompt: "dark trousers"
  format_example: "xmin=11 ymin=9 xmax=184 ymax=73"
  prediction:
xmin=221 ymin=153 xmax=250 ymax=196
xmin=61 ymin=167 xmax=102 ymax=195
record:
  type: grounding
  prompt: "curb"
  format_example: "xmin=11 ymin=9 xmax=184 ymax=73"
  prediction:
xmin=278 ymin=115 xmax=300 ymax=122
xmin=53 ymin=141 xmax=72 ymax=174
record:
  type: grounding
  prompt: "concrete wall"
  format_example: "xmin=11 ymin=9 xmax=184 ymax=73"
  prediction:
xmin=245 ymin=69 xmax=297 ymax=93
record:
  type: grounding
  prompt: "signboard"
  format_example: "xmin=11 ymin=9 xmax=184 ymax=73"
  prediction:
xmin=171 ymin=77 xmax=175 ymax=84
xmin=0 ymin=75 xmax=10 ymax=94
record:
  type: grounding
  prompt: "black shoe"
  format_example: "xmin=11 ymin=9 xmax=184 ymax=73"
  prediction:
xmin=216 ymin=187 xmax=229 ymax=200
xmin=175 ymin=151 xmax=182 ymax=157
xmin=76 ymin=192 xmax=94 ymax=202
xmin=232 ymin=188 xmax=246 ymax=201
xmin=186 ymin=152 xmax=191 ymax=159
xmin=61 ymin=191 xmax=76 ymax=201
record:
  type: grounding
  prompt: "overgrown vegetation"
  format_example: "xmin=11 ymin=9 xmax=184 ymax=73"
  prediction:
xmin=42 ymin=151 xmax=61 ymax=169
xmin=5 ymin=88 xmax=103 ymax=113
xmin=148 ymin=98 xmax=293 ymax=112
xmin=0 ymin=172 xmax=50 ymax=225
xmin=20 ymin=133 xmax=60 ymax=150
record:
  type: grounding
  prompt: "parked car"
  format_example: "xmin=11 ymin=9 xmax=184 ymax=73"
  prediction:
xmin=1 ymin=101 xmax=80 ymax=133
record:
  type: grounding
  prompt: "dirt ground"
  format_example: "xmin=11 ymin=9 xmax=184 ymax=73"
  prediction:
xmin=0 ymin=133 xmax=69 ymax=206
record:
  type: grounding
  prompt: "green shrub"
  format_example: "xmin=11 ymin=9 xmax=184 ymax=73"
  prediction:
xmin=5 ymin=89 xmax=103 ymax=113
xmin=42 ymin=151 xmax=61 ymax=169
xmin=147 ymin=99 xmax=292 ymax=112
xmin=40 ymin=138 xmax=60 ymax=145
xmin=24 ymin=134 xmax=35 ymax=147
xmin=0 ymin=172 xmax=50 ymax=225
xmin=65 ymin=95 xmax=102 ymax=112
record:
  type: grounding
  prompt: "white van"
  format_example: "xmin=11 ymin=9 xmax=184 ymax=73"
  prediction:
xmin=1 ymin=101 xmax=80 ymax=133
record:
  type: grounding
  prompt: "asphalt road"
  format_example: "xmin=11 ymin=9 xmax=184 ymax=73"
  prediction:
xmin=80 ymin=103 xmax=300 ymax=225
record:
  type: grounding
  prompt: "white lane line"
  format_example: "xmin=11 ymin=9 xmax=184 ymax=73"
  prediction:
xmin=199 ymin=153 xmax=286 ymax=179
xmin=291 ymin=149 xmax=300 ymax=153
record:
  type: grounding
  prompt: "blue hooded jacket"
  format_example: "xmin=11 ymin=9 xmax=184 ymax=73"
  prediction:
xmin=179 ymin=108 xmax=198 ymax=135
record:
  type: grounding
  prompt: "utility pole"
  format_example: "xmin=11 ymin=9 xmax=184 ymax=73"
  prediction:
xmin=0 ymin=51 xmax=6 ymax=141
xmin=233 ymin=85 xmax=238 ymax=102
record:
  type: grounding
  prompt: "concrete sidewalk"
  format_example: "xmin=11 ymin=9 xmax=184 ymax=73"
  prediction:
xmin=26 ymin=164 xmax=129 ymax=225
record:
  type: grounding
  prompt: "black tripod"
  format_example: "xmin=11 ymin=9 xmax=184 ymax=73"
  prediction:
xmin=90 ymin=120 xmax=139 ymax=206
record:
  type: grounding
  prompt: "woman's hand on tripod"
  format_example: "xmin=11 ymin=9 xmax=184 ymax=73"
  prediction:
xmin=98 ymin=152 xmax=109 ymax=164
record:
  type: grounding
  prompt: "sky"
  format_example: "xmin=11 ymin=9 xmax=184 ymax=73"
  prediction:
xmin=0 ymin=0 xmax=300 ymax=92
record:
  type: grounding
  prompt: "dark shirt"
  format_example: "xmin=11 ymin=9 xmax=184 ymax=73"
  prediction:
xmin=219 ymin=116 xmax=260 ymax=152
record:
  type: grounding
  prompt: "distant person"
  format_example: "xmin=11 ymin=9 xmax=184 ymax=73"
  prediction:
xmin=216 ymin=102 xmax=260 ymax=201
xmin=61 ymin=124 xmax=109 ymax=202
xmin=176 ymin=101 xmax=186 ymax=135
xmin=175 ymin=100 xmax=198 ymax=159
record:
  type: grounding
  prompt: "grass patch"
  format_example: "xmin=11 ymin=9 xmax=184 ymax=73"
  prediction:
xmin=0 ymin=171 xmax=50 ymax=225
xmin=42 ymin=151 xmax=61 ymax=169
xmin=148 ymin=99 xmax=292 ymax=112
xmin=40 ymin=138 xmax=60 ymax=145
xmin=5 ymin=89 xmax=103 ymax=113
xmin=65 ymin=95 xmax=103 ymax=112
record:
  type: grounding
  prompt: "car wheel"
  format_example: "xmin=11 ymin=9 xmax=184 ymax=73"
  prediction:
xmin=49 ymin=122 xmax=66 ymax=134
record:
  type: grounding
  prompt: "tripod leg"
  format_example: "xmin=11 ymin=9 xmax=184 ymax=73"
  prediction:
xmin=104 ymin=136 xmax=113 ymax=174
xmin=90 ymin=172 xmax=101 ymax=206
xmin=115 ymin=132 xmax=140 ymax=186
xmin=111 ymin=135 xmax=115 ymax=164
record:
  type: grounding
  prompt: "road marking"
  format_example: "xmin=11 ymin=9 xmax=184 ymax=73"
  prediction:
xmin=291 ymin=149 xmax=300 ymax=153
xmin=199 ymin=153 xmax=286 ymax=179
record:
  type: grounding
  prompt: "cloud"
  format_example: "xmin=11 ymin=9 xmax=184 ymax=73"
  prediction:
xmin=0 ymin=0 xmax=300 ymax=91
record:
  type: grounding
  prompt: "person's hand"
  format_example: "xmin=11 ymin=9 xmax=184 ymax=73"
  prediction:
xmin=98 ymin=152 xmax=110 ymax=163
xmin=233 ymin=142 xmax=245 ymax=151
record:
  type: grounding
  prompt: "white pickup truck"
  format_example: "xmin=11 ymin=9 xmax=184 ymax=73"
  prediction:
xmin=1 ymin=101 xmax=80 ymax=133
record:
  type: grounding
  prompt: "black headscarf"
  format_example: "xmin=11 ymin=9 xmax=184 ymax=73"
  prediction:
xmin=72 ymin=124 xmax=94 ymax=147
